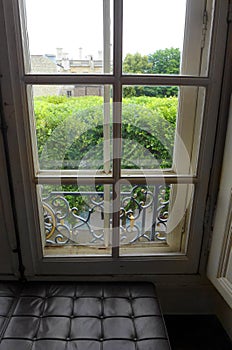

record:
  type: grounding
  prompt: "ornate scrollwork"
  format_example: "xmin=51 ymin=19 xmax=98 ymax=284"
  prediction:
xmin=42 ymin=185 xmax=170 ymax=247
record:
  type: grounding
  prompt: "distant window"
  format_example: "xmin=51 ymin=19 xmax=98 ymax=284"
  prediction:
xmin=67 ymin=90 xmax=72 ymax=97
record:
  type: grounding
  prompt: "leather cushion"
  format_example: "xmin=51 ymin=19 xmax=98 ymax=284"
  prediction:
xmin=0 ymin=282 xmax=171 ymax=349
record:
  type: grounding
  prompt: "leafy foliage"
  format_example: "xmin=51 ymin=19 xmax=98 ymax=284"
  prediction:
xmin=35 ymin=95 xmax=177 ymax=170
xmin=148 ymin=48 xmax=181 ymax=75
xmin=35 ymin=95 xmax=177 ymax=209
xmin=123 ymin=48 xmax=181 ymax=98
xmin=123 ymin=53 xmax=152 ymax=74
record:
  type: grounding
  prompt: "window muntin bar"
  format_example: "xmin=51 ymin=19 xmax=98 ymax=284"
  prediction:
xmin=23 ymin=75 xmax=210 ymax=86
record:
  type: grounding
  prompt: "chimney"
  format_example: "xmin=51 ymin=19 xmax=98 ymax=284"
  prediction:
xmin=89 ymin=55 xmax=94 ymax=70
xmin=62 ymin=53 xmax=70 ymax=71
xmin=98 ymin=50 xmax=103 ymax=60
xmin=79 ymin=47 xmax=83 ymax=60
xmin=56 ymin=48 xmax=63 ymax=60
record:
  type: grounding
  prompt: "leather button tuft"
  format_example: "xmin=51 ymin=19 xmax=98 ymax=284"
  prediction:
xmin=0 ymin=282 xmax=170 ymax=349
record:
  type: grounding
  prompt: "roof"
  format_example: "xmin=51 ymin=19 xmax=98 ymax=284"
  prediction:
xmin=31 ymin=55 xmax=57 ymax=73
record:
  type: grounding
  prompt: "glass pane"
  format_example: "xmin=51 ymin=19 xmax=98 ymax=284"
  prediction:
xmin=119 ymin=183 xmax=194 ymax=256
xmin=31 ymin=85 xmax=112 ymax=172
xmin=40 ymin=184 xmax=112 ymax=256
xmin=24 ymin=0 xmax=113 ymax=74
xmin=121 ymin=86 xmax=205 ymax=174
xmin=122 ymin=86 xmax=177 ymax=171
xmin=123 ymin=0 xmax=212 ymax=76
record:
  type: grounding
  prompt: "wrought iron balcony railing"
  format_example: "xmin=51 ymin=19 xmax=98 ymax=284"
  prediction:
xmin=43 ymin=185 xmax=170 ymax=247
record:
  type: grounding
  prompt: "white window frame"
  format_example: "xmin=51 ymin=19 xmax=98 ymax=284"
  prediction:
xmin=0 ymin=0 xmax=229 ymax=277
xmin=208 ymin=96 xmax=232 ymax=309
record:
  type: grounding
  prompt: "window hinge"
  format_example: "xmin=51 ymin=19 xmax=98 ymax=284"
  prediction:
xmin=203 ymin=194 xmax=217 ymax=254
xmin=201 ymin=10 xmax=208 ymax=48
xmin=181 ymin=210 xmax=188 ymax=235
xmin=203 ymin=194 xmax=211 ymax=229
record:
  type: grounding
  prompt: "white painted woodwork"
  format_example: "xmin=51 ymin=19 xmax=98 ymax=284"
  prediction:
xmin=208 ymin=96 xmax=232 ymax=309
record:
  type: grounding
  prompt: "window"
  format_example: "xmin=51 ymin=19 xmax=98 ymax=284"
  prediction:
xmin=0 ymin=0 xmax=228 ymax=276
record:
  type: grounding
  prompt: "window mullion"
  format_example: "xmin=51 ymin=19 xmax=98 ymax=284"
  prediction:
xmin=103 ymin=0 xmax=111 ymax=248
xmin=112 ymin=0 xmax=123 ymax=258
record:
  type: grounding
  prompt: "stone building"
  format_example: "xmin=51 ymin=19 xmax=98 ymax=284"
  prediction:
xmin=31 ymin=50 xmax=105 ymax=97
xmin=30 ymin=55 xmax=59 ymax=97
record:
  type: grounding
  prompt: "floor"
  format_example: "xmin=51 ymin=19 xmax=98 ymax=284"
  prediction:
xmin=164 ymin=315 xmax=232 ymax=350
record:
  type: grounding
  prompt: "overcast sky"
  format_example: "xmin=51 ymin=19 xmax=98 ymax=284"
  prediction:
xmin=25 ymin=0 xmax=186 ymax=59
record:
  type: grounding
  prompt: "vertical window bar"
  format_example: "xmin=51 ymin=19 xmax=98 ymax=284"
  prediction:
xmin=103 ymin=0 xmax=111 ymax=247
xmin=112 ymin=0 xmax=123 ymax=258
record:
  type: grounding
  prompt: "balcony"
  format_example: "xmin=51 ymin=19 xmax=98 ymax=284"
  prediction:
xmin=43 ymin=184 xmax=170 ymax=256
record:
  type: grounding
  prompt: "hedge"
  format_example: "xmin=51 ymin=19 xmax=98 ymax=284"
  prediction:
xmin=35 ymin=95 xmax=177 ymax=171
xmin=35 ymin=95 xmax=177 ymax=212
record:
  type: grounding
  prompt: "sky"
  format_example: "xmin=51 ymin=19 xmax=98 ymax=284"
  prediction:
xmin=25 ymin=0 xmax=186 ymax=59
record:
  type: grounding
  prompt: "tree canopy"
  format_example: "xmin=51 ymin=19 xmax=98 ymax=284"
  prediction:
xmin=123 ymin=48 xmax=181 ymax=98
xmin=147 ymin=48 xmax=181 ymax=75
xmin=123 ymin=53 xmax=152 ymax=74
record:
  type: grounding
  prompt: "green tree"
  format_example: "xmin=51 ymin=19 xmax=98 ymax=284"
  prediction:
xmin=123 ymin=53 xmax=151 ymax=97
xmin=148 ymin=47 xmax=181 ymax=75
xmin=122 ymin=48 xmax=181 ymax=97
xmin=123 ymin=52 xmax=151 ymax=74
xmin=147 ymin=47 xmax=180 ymax=97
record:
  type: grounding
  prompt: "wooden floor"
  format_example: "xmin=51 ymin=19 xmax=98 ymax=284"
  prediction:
xmin=164 ymin=315 xmax=232 ymax=350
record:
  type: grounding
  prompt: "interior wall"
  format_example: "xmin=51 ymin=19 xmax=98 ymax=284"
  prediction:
xmin=214 ymin=290 xmax=232 ymax=340
xmin=155 ymin=276 xmax=232 ymax=340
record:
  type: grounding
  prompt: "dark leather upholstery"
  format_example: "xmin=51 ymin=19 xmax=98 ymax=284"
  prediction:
xmin=0 ymin=282 xmax=171 ymax=349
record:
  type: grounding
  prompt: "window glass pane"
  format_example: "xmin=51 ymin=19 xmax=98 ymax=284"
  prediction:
xmin=31 ymin=85 xmax=112 ymax=172
xmin=121 ymin=86 xmax=205 ymax=174
xmin=39 ymin=184 xmax=112 ymax=256
xmin=24 ymin=0 xmax=113 ymax=74
xmin=122 ymin=86 xmax=177 ymax=171
xmin=123 ymin=0 xmax=213 ymax=76
xmin=119 ymin=183 xmax=194 ymax=256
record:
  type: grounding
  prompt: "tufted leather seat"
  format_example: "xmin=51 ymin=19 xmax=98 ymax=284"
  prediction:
xmin=0 ymin=282 xmax=171 ymax=350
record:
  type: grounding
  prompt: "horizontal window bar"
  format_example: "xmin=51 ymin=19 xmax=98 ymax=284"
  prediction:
xmin=23 ymin=74 xmax=210 ymax=87
xmin=121 ymin=75 xmax=210 ymax=86
xmin=23 ymin=74 xmax=115 ymax=85
xmin=35 ymin=175 xmax=198 ymax=185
